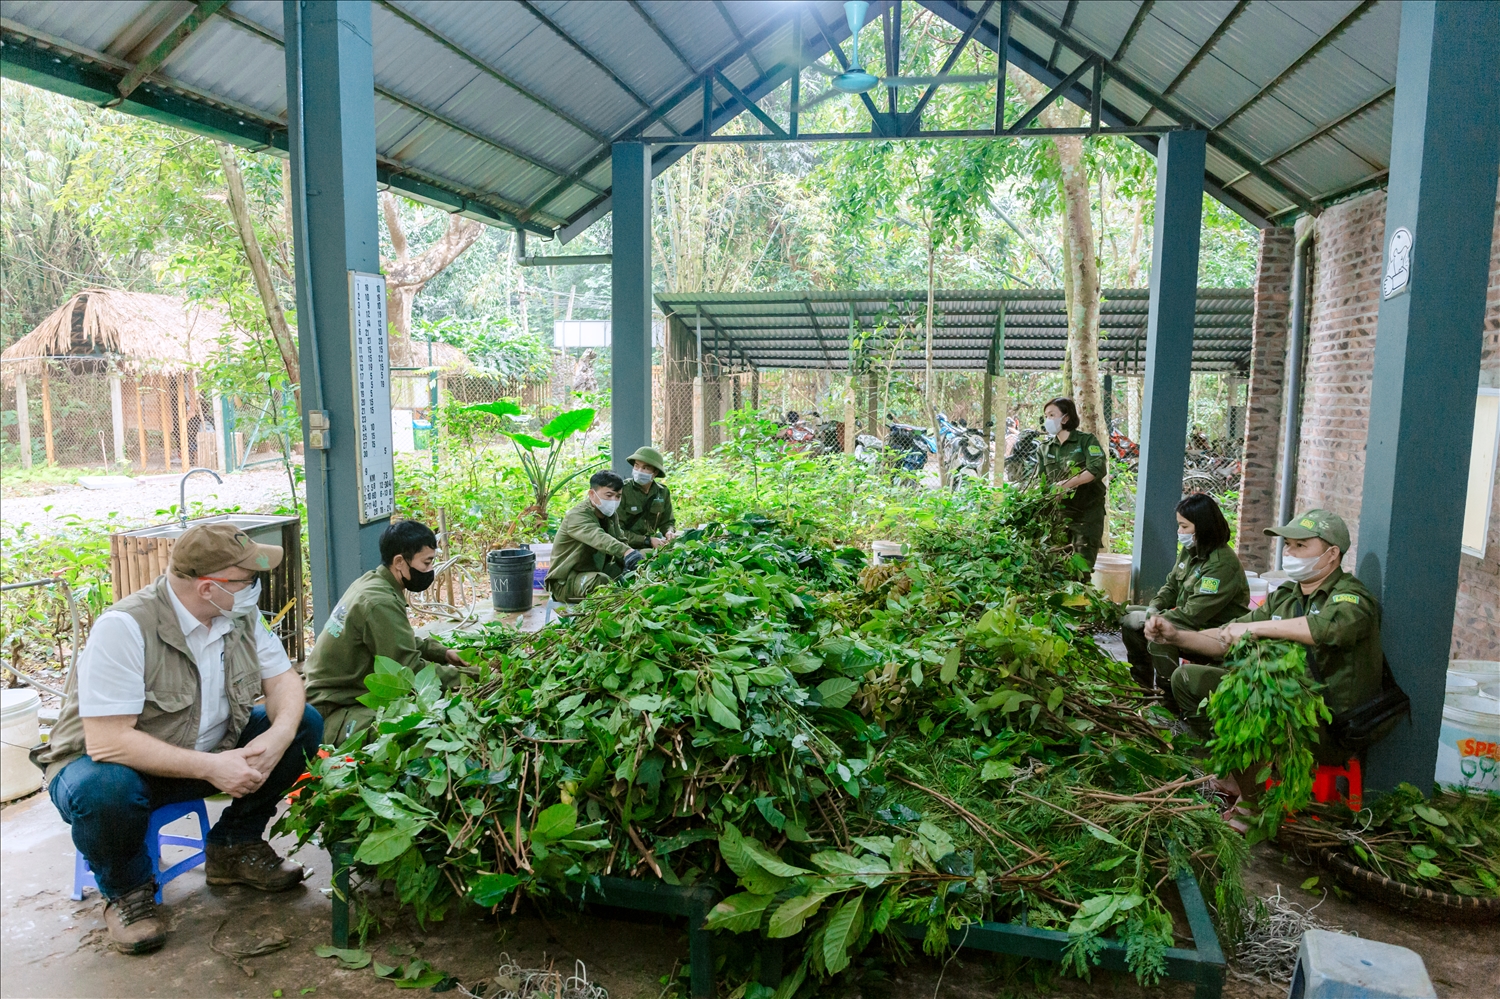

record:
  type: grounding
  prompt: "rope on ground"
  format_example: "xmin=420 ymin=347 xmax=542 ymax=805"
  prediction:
xmin=1231 ymin=885 xmax=1352 ymax=985
xmin=458 ymin=953 xmax=608 ymax=999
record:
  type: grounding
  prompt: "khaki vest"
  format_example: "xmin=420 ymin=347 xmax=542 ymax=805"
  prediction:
xmin=36 ymin=576 xmax=264 ymax=779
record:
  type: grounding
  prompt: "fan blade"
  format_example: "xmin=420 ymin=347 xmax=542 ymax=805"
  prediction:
xmin=793 ymin=87 xmax=846 ymax=113
xmin=879 ymin=74 xmax=997 ymax=87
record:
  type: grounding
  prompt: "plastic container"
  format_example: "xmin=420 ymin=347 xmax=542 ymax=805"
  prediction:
xmin=1247 ymin=577 xmax=1270 ymax=609
xmin=1436 ymin=661 xmax=1500 ymax=791
xmin=526 ymin=543 xmax=554 ymax=591
xmin=871 ymin=540 xmax=906 ymax=565
xmin=1 ymin=689 xmax=43 ymax=802
xmin=1090 ymin=554 xmax=1131 ymax=604
xmin=412 ymin=419 xmax=433 ymax=450
xmin=486 ymin=548 xmax=537 ymax=612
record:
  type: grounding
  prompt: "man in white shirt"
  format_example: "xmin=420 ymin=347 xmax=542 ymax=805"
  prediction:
xmin=37 ymin=523 xmax=323 ymax=955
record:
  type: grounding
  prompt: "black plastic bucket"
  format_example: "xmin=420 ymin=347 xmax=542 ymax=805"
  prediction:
xmin=487 ymin=548 xmax=537 ymax=612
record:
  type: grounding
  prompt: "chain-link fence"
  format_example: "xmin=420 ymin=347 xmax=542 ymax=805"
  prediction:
xmin=1 ymin=358 xmax=232 ymax=472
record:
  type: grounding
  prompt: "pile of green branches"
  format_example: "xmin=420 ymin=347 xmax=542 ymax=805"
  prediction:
xmin=279 ymin=488 xmax=1246 ymax=989
xmin=1278 ymin=783 xmax=1500 ymax=899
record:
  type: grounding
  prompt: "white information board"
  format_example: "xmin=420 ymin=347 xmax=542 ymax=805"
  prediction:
xmin=350 ymin=271 xmax=394 ymax=523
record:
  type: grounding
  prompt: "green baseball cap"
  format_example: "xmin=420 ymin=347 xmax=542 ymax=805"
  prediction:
xmin=625 ymin=446 xmax=668 ymax=477
xmin=1264 ymin=508 xmax=1351 ymax=552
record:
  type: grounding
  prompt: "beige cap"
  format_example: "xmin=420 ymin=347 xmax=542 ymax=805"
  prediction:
xmin=169 ymin=522 xmax=283 ymax=578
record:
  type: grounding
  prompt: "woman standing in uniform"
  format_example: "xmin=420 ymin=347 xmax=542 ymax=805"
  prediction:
xmin=1036 ymin=397 xmax=1107 ymax=571
xmin=1120 ymin=493 xmax=1249 ymax=692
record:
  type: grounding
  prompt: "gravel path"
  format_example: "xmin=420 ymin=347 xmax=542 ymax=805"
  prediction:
xmin=1 ymin=466 xmax=299 ymax=534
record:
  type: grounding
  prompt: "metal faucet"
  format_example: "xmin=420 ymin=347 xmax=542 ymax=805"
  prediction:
xmin=179 ymin=467 xmax=223 ymax=526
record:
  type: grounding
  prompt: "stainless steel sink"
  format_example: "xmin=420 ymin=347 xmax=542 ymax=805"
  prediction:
xmin=124 ymin=514 xmax=297 ymax=546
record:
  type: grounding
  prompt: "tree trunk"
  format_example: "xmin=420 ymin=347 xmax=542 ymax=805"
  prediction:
xmin=380 ymin=192 xmax=483 ymax=364
xmin=1055 ymin=135 xmax=1104 ymax=437
xmin=924 ymin=235 xmax=947 ymax=486
xmin=218 ymin=143 xmax=298 ymax=387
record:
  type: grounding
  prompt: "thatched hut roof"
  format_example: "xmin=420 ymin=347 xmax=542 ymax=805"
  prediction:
xmin=0 ymin=289 xmax=239 ymax=376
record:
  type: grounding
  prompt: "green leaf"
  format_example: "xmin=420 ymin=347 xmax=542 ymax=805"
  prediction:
xmin=354 ymin=824 xmax=415 ymax=865
xmin=314 ymin=946 xmax=371 ymax=969
xmin=916 ymin=820 xmax=955 ymax=861
xmin=741 ymin=839 xmax=812 ymax=877
xmin=1410 ymin=844 xmax=1437 ymax=860
xmin=979 ymin=759 xmax=1014 ymax=781
xmin=359 ymin=655 xmax=414 ymax=708
xmin=703 ymin=892 xmax=775 ymax=933
xmin=470 ymin=872 xmax=526 ymax=907
xmin=627 ymin=693 xmax=664 ymax=712
xmin=539 ymin=407 xmax=596 ymax=440
xmin=767 ymin=890 xmax=831 ymax=938
xmin=719 ymin=825 xmax=793 ymax=895
xmin=1413 ymin=804 xmax=1449 ymax=827
xmin=373 ymin=961 xmax=399 ymax=978
xmin=822 ymin=893 xmax=864 ymax=974
xmin=1086 ymin=825 xmax=1125 ymax=848
xmin=504 ymin=431 xmax=552 ymax=450
xmin=816 ymin=678 xmax=859 ymax=710
xmin=704 ymin=691 xmax=742 ymax=730
xmin=940 ymin=648 xmax=960 ymax=683
xmin=1415 ymin=861 xmax=1442 ymax=878
xmin=394 ymin=972 xmax=446 ymax=989
xmin=1046 ymin=686 xmax=1066 ymax=712
xmin=462 ymin=400 xmax=523 ymax=420
xmin=532 ymin=802 xmax=578 ymax=841
xmin=1300 ymin=876 xmax=1320 ymax=891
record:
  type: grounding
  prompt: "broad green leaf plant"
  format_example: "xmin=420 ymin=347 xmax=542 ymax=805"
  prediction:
xmin=461 ymin=401 xmax=603 ymax=529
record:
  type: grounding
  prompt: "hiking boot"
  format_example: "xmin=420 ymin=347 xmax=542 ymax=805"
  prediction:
xmin=104 ymin=882 xmax=167 ymax=955
xmin=205 ymin=840 xmax=306 ymax=892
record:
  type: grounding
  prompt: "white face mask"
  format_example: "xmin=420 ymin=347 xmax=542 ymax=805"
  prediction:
xmin=210 ymin=578 xmax=262 ymax=619
xmin=594 ymin=495 xmax=621 ymax=517
xmin=1282 ymin=549 xmax=1331 ymax=582
xmin=632 ymin=468 xmax=655 ymax=486
xmin=1177 ymin=532 xmax=1195 ymax=548
xmin=1044 ymin=416 xmax=1062 ymax=435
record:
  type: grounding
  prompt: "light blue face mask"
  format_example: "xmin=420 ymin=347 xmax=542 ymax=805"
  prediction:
xmin=211 ymin=578 xmax=262 ymax=619
xmin=1177 ymin=532 xmax=1195 ymax=547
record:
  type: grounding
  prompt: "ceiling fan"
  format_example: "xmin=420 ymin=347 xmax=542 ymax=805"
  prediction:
xmin=792 ymin=1 xmax=993 ymax=113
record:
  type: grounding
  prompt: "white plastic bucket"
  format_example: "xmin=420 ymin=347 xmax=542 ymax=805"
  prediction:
xmin=1435 ymin=696 xmax=1500 ymax=792
xmin=525 ymin=542 xmax=554 ymax=590
xmin=871 ymin=540 xmax=906 ymax=565
xmin=1 ymin=689 xmax=43 ymax=802
xmin=1091 ymin=555 xmax=1131 ymax=604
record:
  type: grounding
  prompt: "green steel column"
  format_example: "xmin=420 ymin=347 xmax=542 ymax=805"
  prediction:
xmin=1357 ymin=1 xmax=1500 ymax=792
xmin=611 ymin=142 xmax=653 ymax=475
xmin=284 ymin=0 xmax=387 ymax=628
xmin=1131 ymin=130 xmax=1205 ymax=600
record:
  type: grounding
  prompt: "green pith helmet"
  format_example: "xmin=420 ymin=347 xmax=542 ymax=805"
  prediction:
xmin=1265 ymin=508 xmax=1351 ymax=552
xmin=626 ymin=446 xmax=667 ymax=477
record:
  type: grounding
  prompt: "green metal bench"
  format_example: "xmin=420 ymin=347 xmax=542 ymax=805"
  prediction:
xmin=328 ymin=852 xmax=1223 ymax=999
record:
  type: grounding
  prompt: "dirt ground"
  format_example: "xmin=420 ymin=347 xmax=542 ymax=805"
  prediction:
xmin=3 ymin=787 xmax=1495 ymax=999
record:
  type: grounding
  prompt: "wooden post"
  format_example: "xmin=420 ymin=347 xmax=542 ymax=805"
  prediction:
xmin=692 ymin=375 xmax=705 ymax=459
xmin=992 ymin=372 xmax=1007 ymax=486
xmin=843 ymin=376 xmax=857 ymax=454
xmin=176 ymin=374 xmax=189 ymax=470
xmin=866 ymin=370 xmax=878 ymax=435
xmin=109 ymin=373 xmax=127 ymax=466
xmin=14 ymin=373 xmax=32 ymax=469
xmin=981 ymin=366 xmax=994 ymax=477
xmin=133 ymin=378 xmax=147 ymax=470
xmin=40 ymin=364 xmax=55 ymax=466
xmin=158 ymin=376 xmax=173 ymax=470
xmin=750 ymin=368 xmax=760 ymax=411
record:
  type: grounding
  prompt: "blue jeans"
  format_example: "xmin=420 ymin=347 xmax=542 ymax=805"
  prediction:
xmin=49 ymin=705 xmax=323 ymax=898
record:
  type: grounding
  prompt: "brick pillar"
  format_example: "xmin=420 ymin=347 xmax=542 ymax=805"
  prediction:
xmin=1236 ymin=227 xmax=1295 ymax=571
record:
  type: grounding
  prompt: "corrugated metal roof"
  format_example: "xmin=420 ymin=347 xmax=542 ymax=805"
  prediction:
xmin=655 ymin=289 xmax=1254 ymax=374
xmin=0 ymin=1 xmax=1404 ymax=235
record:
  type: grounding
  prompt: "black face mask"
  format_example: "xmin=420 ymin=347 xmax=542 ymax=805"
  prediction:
xmin=402 ymin=567 xmax=436 ymax=593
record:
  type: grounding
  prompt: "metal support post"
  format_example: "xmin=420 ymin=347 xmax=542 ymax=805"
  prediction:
xmin=611 ymin=141 xmax=652 ymax=475
xmin=285 ymin=0 xmax=388 ymax=628
xmin=1131 ymin=130 xmax=1205 ymax=600
xmin=1357 ymin=1 xmax=1500 ymax=792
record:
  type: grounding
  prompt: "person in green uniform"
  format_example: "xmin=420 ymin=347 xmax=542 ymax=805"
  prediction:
xmin=545 ymin=470 xmax=645 ymax=602
xmin=303 ymin=520 xmax=469 ymax=742
xmin=1121 ymin=493 xmax=1249 ymax=692
xmin=1035 ymin=397 xmax=1108 ymax=570
xmin=1147 ymin=509 xmax=1383 ymax=781
xmin=619 ymin=446 xmax=676 ymax=549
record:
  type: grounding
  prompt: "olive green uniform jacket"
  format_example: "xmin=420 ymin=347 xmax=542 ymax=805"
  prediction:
xmin=1148 ymin=543 xmax=1250 ymax=630
xmin=545 ymin=498 xmax=633 ymax=600
xmin=304 ymin=565 xmax=463 ymax=740
xmin=1037 ymin=430 xmax=1108 ymax=556
xmin=619 ymin=479 xmax=675 ymax=548
xmin=1234 ymin=567 xmax=1383 ymax=719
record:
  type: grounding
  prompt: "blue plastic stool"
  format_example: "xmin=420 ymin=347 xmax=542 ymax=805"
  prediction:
xmin=72 ymin=799 xmax=211 ymax=904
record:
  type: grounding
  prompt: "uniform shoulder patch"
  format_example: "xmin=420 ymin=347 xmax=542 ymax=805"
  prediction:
xmin=1330 ymin=593 xmax=1360 ymax=605
xmin=1198 ymin=577 xmax=1220 ymax=594
xmin=1088 ymin=445 xmax=1104 ymax=455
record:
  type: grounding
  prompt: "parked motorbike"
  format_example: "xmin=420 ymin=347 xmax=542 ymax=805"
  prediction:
xmin=885 ymin=418 xmax=936 ymax=474
xmin=935 ymin=412 xmax=989 ymax=485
